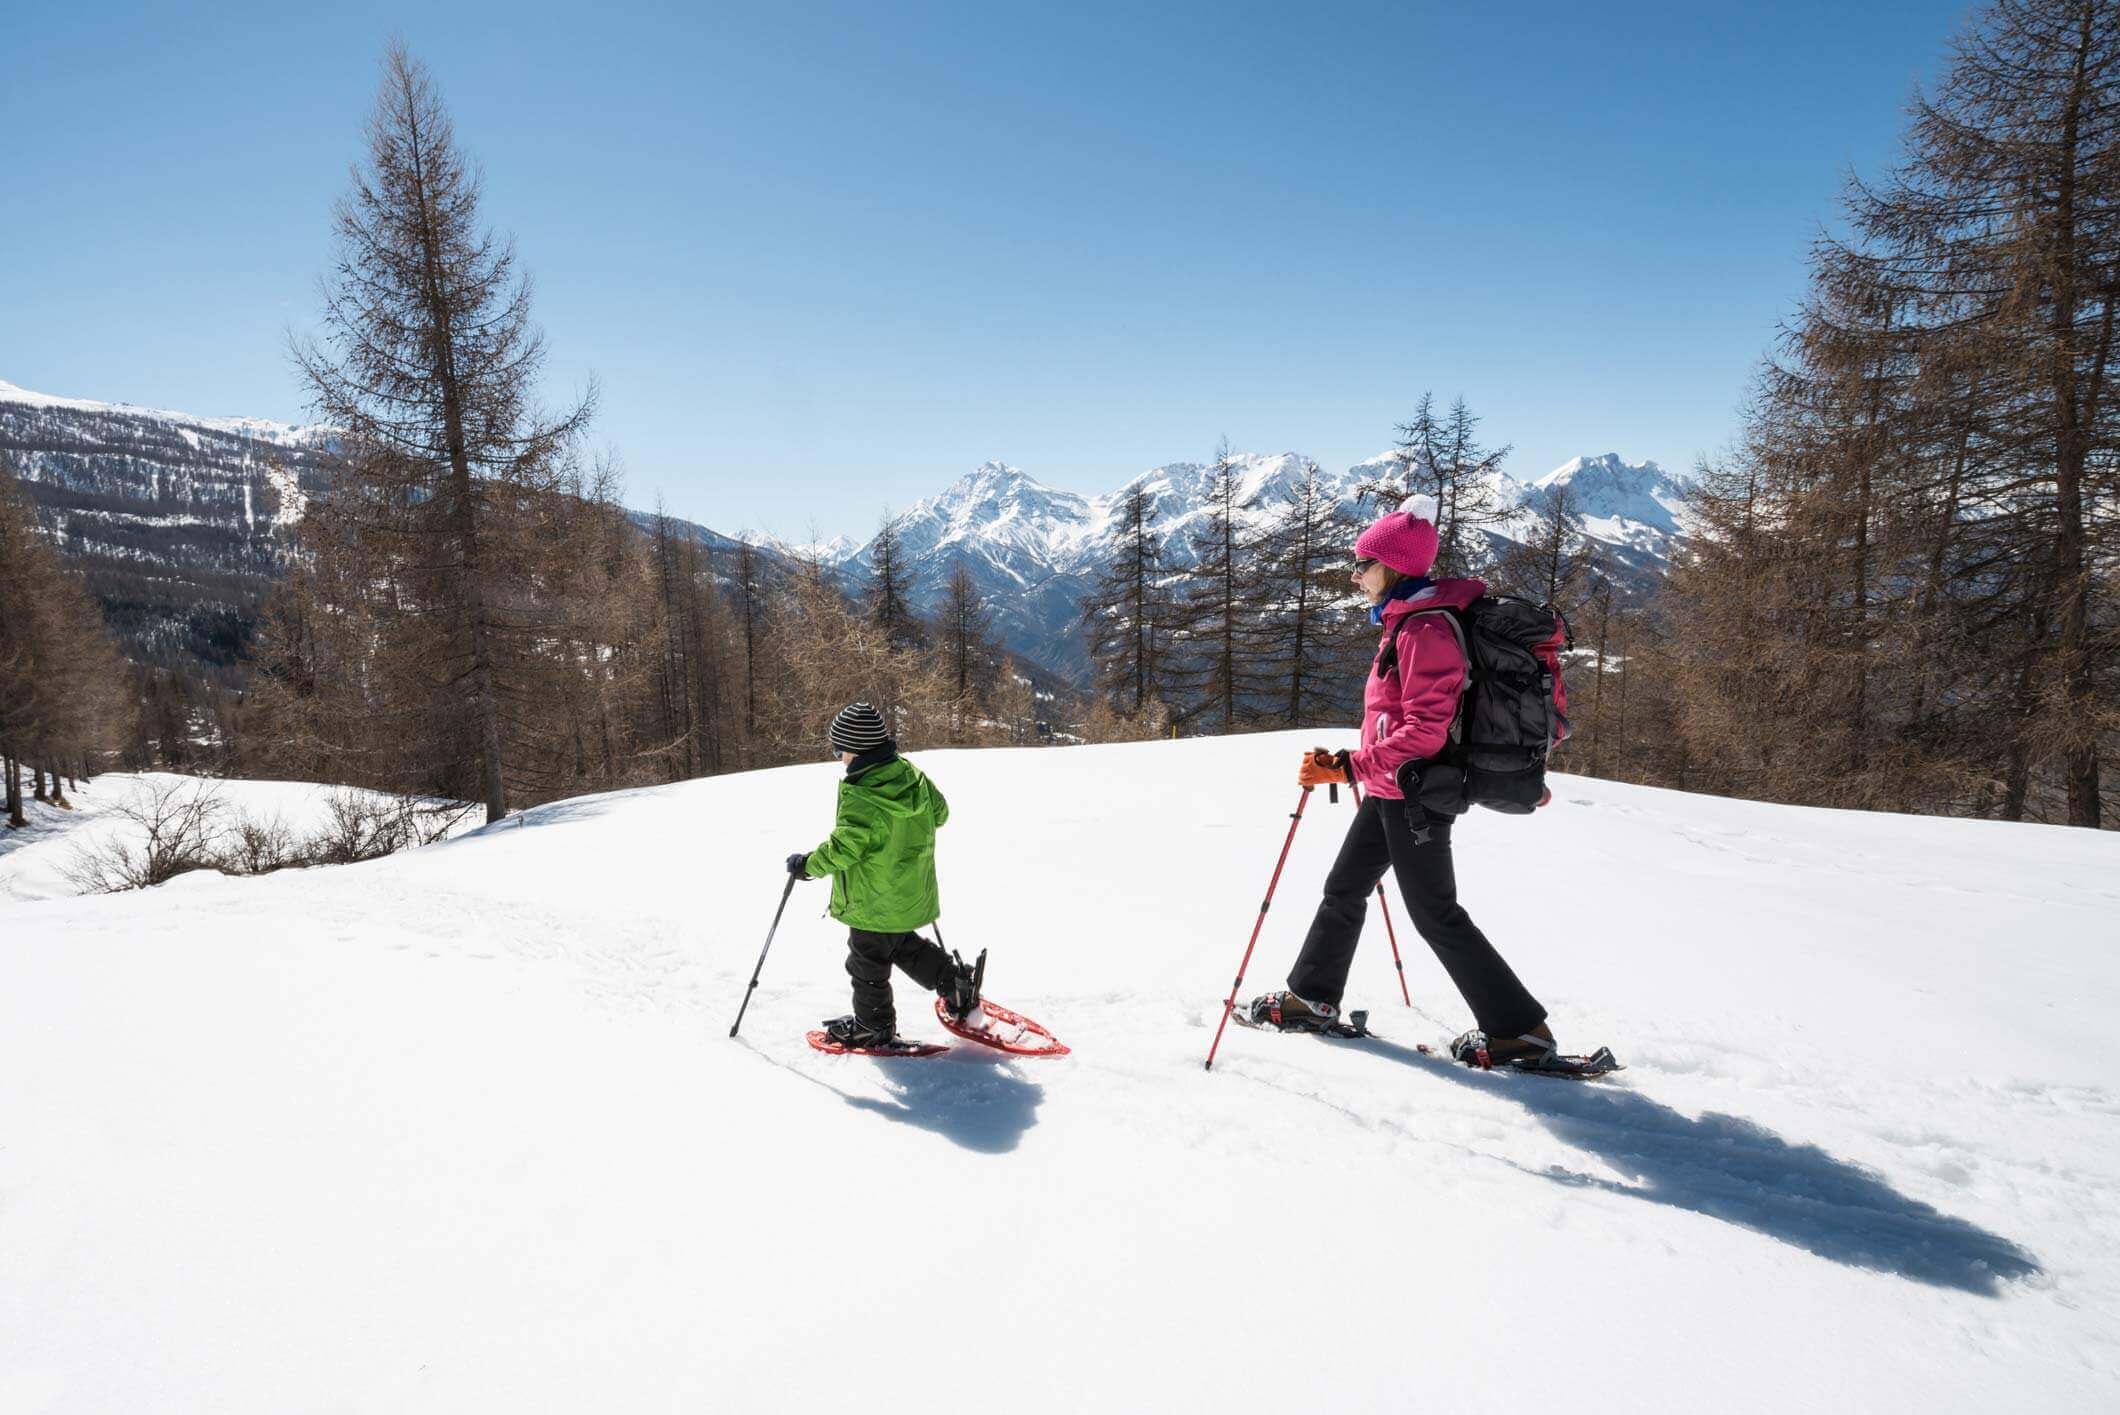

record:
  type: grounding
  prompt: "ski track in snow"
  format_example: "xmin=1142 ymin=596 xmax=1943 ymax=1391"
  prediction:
xmin=4 ymin=737 xmax=2118 ymax=1411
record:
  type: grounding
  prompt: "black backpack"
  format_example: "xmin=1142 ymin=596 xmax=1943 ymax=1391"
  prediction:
xmin=1383 ymin=596 xmax=1572 ymax=816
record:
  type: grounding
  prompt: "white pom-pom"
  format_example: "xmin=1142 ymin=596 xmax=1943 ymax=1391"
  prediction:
xmin=1402 ymin=493 xmax=1439 ymax=525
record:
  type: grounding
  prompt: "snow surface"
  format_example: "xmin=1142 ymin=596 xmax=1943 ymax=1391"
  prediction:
xmin=4 ymin=737 xmax=2117 ymax=1413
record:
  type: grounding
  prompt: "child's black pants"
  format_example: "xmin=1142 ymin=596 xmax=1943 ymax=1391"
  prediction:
xmin=846 ymin=928 xmax=951 ymax=1031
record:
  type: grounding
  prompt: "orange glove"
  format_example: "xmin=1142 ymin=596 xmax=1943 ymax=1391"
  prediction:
xmin=1297 ymin=747 xmax=1352 ymax=788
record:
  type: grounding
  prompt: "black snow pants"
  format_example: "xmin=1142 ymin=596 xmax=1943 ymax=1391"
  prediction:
xmin=846 ymin=928 xmax=952 ymax=1032
xmin=1287 ymin=794 xmax=1546 ymax=1038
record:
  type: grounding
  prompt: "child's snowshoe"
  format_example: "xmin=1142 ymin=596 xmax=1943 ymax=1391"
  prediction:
xmin=823 ymin=1015 xmax=897 ymax=1047
xmin=808 ymin=1015 xmax=949 ymax=1058
xmin=935 ymin=995 xmax=1070 ymax=1057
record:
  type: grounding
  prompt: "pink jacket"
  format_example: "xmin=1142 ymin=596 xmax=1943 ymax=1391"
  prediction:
xmin=1348 ymin=577 xmax=1484 ymax=800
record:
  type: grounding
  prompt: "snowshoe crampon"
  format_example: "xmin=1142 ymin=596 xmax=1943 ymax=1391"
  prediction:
xmin=805 ymin=1029 xmax=950 ymax=1057
xmin=933 ymin=996 xmax=1069 ymax=1057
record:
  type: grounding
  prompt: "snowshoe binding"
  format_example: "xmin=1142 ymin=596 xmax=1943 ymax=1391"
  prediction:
xmin=807 ymin=1016 xmax=949 ymax=1058
xmin=1447 ymin=1028 xmax=1622 ymax=1079
xmin=940 ymin=948 xmax=986 ymax=1023
xmin=1234 ymin=992 xmax=1374 ymax=1040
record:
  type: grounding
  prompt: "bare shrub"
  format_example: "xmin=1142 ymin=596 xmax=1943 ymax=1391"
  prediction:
xmin=63 ymin=778 xmax=226 ymax=893
xmin=308 ymin=788 xmax=416 ymax=864
xmin=221 ymin=813 xmax=299 ymax=875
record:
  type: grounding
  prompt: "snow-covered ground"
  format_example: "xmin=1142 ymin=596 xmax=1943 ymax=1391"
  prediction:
xmin=3 ymin=735 xmax=2116 ymax=1412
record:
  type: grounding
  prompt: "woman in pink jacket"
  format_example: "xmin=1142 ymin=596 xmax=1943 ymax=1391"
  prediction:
xmin=1247 ymin=504 xmax=1558 ymax=1065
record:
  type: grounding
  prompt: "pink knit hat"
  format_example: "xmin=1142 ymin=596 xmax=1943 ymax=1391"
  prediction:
xmin=1353 ymin=506 xmax=1439 ymax=578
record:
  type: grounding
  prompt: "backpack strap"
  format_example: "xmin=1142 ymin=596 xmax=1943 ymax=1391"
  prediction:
xmin=1381 ymin=608 xmax=1471 ymax=749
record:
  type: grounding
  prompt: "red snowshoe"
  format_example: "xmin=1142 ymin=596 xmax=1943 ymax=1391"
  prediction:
xmin=934 ymin=996 xmax=1070 ymax=1058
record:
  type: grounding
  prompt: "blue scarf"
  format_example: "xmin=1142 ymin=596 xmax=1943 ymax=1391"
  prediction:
xmin=1369 ymin=575 xmax=1434 ymax=625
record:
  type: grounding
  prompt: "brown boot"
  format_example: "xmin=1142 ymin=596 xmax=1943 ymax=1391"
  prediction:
xmin=1484 ymin=1022 xmax=1557 ymax=1064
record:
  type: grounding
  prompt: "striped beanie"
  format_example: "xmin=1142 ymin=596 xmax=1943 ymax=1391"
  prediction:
xmin=829 ymin=701 xmax=891 ymax=755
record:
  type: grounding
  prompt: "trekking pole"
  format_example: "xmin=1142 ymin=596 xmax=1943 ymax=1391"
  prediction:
xmin=729 ymin=873 xmax=798 ymax=1038
xmin=1347 ymin=779 xmax=1412 ymax=1007
xmin=1205 ymin=787 xmax=1314 ymax=1071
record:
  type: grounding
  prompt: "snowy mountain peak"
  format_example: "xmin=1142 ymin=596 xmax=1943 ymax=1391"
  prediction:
xmin=747 ymin=530 xmax=860 ymax=564
xmin=1527 ymin=453 xmax=1687 ymax=538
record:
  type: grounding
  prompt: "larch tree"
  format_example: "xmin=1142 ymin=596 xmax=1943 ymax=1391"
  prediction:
xmin=1171 ymin=441 xmax=1271 ymax=732
xmin=290 ymin=42 xmax=593 ymax=823
xmin=1080 ymin=482 xmax=1170 ymax=723
xmin=1254 ymin=464 xmax=1367 ymax=727
xmin=864 ymin=513 xmax=928 ymax=651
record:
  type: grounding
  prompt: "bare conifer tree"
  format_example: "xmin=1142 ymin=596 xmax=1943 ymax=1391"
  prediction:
xmin=292 ymin=42 xmax=593 ymax=823
xmin=1170 ymin=440 xmax=1271 ymax=732
xmin=937 ymin=559 xmax=998 ymax=738
xmin=864 ymin=513 xmax=927 ymax=651
xmin=1080 ymin=483 xmax=1169 ymax=720
xmin=1362 ymin=393 xmax=1511 ymax=574
xmin=1255 ymin=464 xmax=1369 ymax=726
xmin=1496 ymin=482 xmax=1599 ymax=610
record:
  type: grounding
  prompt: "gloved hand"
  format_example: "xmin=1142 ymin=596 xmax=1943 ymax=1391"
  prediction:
xmin=786 ymin=852 xmax=812 ymax=879
xmin=1297 ymin=747 xmax=1352 ymax=788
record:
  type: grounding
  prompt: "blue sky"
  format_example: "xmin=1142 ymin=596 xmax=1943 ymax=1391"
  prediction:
xmin=3 ymin=0 xmax=1966 ymax=540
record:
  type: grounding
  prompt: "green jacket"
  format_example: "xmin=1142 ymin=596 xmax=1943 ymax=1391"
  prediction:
xmin=804 ymin=754 xmax=949 ymax=931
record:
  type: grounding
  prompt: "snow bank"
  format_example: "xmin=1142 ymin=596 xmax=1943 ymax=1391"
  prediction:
xmin=3 ymin=734 xmax=2116 ymax=1413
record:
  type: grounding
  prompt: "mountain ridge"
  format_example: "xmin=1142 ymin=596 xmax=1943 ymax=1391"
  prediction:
xmin=3 ymin=377 xmax=1687 ymax=687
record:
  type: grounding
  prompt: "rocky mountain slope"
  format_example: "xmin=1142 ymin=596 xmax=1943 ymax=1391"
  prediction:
xmin=0 ymin=380 xmax=333 ymax=680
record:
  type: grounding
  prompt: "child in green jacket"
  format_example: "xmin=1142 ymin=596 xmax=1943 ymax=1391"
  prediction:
xmin=785 ymin=702 xmax=979 ymax=1046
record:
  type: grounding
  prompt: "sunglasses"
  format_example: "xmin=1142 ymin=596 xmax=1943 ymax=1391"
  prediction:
xmin=1352 ymin=557 xmax=1378 ymax=575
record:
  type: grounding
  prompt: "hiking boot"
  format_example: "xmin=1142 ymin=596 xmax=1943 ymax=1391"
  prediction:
xmin=1246 ymin=990 xmax=1339 ymax=1032
xmin=823 ymin=1015 xmax=897 ymax=1047
xmin=1451 ymin=1023 xmax=1557 ymax=1069
xmin=939 ymin=948 xmax=984 ymax=1022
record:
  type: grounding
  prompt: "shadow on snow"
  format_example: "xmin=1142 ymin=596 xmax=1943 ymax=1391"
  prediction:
xmin=738 ymin=1038 xmax=1043 ymax=1156
xmin=1343 ymin=1035 xmax=2040 ymax=1296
